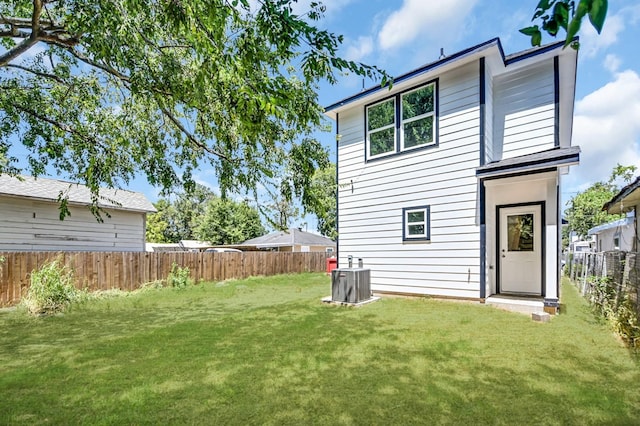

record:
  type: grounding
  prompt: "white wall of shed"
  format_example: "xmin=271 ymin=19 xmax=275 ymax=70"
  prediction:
xmin=0 ymin=196 xmax=146 ymax=252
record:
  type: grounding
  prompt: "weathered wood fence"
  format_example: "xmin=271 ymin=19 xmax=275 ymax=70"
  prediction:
xmin=0 ymin=251 xmax=330 ymax=307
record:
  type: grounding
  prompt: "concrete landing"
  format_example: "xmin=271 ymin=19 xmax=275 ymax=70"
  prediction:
xmin=486 ymin=295 xmax=545 ymax=315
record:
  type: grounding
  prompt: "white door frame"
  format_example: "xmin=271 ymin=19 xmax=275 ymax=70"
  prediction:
xmin=496 ymin=202 xmax=545 ymax=296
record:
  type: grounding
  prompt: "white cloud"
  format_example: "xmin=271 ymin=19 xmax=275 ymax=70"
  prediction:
xmin=603 ymin=54 xmax=621 ymax=73
xmin=567 ymin=70 xmax=640 ymax=191
xmin=343 ymin=36 xmax=373 ymax=62
xmin=377 ymin=0 xmax=479 ymax=51
xmin=579 ymin=12 xmax=625 ymax=58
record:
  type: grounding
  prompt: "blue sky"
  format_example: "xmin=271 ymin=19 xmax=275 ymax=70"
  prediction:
xmin=205 ymin=0 xmax=640 ymax=228
xmin=309 ymin=0 xmax=640 ymax=198
xmin=6 ymin=0 xmax=640 ymax=231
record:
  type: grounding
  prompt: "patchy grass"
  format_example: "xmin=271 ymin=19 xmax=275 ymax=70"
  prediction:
xmin=0 ymin=274 xmax=638 ymax=425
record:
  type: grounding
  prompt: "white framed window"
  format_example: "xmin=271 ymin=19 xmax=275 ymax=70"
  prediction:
xmin=401 ymin=84 xmax=435 ymax=150
xmin=365 ymin=81 xmax=437 ymax=161
xmin=366 ymin=97 xmax=396 ymax=158
xmin=403 ymin=205 xmax=430 ymax=241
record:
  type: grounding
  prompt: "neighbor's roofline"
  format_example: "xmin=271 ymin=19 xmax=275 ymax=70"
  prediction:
xmin=324 ymin=37 xmax=571 ymax=114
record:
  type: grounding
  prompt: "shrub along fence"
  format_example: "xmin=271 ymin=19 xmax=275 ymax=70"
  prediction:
xmin=569 ymin=251 xmax=640 ymax=345
xmin=0 ymin=251 xmax=330 ymax=307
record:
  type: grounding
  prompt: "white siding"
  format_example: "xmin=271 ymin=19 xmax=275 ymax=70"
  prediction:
xmin=493 ymin=61 xmax=555 ymax=160
xmin=0 ymin=196 xmax=146 ymax=251
xmin=484 ymin=61 xmax=495 ymax=164
xmin=337 ymin=62 xmax=481 ymax=299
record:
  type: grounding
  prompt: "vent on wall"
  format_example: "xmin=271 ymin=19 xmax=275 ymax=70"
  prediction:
xmin=331 ymin=268 xmax=371 ymax=304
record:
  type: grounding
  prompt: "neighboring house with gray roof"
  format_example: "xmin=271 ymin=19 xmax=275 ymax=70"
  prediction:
xmin=243 ymin=228 xmax=336 ymax=253
xmin=0 ymin=175 xmax=156 ymax=252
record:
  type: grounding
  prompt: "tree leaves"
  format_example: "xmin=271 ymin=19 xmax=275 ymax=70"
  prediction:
xmin=0 ymin=0 xmax=388 ymax=219
xmin=522 ymin=0 xmax=608 ymax=48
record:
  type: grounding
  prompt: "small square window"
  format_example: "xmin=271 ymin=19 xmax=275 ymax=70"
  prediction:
xmin=403 ymin=206 xmax=430 ymax=241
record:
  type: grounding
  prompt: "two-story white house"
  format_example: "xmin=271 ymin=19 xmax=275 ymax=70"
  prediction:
xmin=325 ymin=38 xmax=580 ymax=314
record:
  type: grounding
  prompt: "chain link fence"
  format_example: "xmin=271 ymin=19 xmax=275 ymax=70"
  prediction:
xmin=568 ymin=251 xmax=640 ymax=345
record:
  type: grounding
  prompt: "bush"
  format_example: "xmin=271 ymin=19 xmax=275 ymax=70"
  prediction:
xmin=587 ymin=275 xmax=640 ymax=346
xmin=166 ymin=263 xmax=193 ymax=289
xmin=21 ymin=259 xmax=83 ymax=315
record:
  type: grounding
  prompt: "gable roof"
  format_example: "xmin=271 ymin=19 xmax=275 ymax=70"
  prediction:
xmin=0 ymin=174 xmax=156 ymax=213
xmin=603 ymin=176 xmax=640 ymax=214
xmin=243 ymin=228 xmax=335 ymax=248
xmin=323 ymin=37 xmax=574 ymax=120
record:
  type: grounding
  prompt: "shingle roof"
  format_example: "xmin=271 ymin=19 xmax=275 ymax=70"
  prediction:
xmin=603 ymin=176 xmax=640 ymax=214
xmin=0 ymin=174 xmax=156 ymax=213
xmin=243 ymin=228 xmax=335 ymax=247
xmin=475 ymin=146 xmax=581 ymax=178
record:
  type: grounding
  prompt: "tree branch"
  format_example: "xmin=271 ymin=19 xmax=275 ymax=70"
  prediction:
xmin=10 ymin=101 xmax=104 ymax=150
xmin=0 ymin=1 xmax=78 ymax=66
xmin=6 ymin=63 xmax=66 ymax=83
xmin=158 ymin=106 xmax=234 ymax=163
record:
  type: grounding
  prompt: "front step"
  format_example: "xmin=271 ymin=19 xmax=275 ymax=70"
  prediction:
xmin=486 ymin=295 xmax=545 ymax=315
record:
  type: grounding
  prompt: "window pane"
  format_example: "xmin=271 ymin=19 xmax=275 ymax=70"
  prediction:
xmin=407 ymin=211 xmax=424 ymax=223
xmin=408 ymin=224 xmax=425 ymax=236
xmin=369 ymin=127 xmax=395 ymax=156
xmin=368 ymin=99 xmax=395 ymax=131
xmin=404 ymin=116 xmax=433 ymax=148
xmin=507 ymin=214 xmax=534 ymax=251
xmin=402 ymin=85 xmax=434 ymax=120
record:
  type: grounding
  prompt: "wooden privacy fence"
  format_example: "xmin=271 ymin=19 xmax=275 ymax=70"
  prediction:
xmin=0 ymin=251 xmax=330 ymax=307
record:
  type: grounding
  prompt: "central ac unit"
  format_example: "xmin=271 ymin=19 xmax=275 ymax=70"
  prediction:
xmin=331 ymin=268 xmax=371 ymax=303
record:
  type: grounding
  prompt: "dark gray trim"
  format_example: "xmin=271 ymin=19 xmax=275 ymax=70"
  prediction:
xmin=325 ymin=38 xmax=499 ymax=112
xmin=402 ymin=205 xmax=431 ymax=242
xmin=336 ymin=112 xmax=340 ymax=267
xmin=556 ymin=183 xmax=561 ymax=299
xmin=544 ymin=298 xmax=559 ymax=308
xmin=365 ymin=79 xmax=439 ymax=163
xmin=479 ymin=57 xmax=486 ymax=166
xmin=481 ymin=167 xmax=557 ymax=182
xmin=554 ymin=56 xmax=560 ymax=147
xmin=479 ymin=180 xmax=486 ymax=298
xmin=476 ymin=146 xmax=580 ymax=178
xmin=504 ymin=39 xmax=567 ymax=65
xmin=325 ymin=38 xmax=570 ymax=113
xmin=495 ymin=201 xmax=546 ymax=296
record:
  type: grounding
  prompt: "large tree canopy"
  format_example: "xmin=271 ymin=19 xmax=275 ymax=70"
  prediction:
xmin=0 ymin=0 xmax=386 ymax=216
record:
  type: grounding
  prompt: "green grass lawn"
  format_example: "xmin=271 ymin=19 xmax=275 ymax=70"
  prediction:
xmin=1 ymin=274 xmax=638 ymax=425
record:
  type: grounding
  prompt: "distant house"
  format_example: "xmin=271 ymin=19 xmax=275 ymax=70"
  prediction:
xmin=603 ymin=176 xmax=640 ymax=252
xmin=324 ymin=38 xmax=580 ymax=314
xmin=0 ymin=175 xmax=155 ymax=252
xmin=242 ymin=228 xmax=336 ymax=253
xmin=588 ymin=215 xmax=634 ymax=252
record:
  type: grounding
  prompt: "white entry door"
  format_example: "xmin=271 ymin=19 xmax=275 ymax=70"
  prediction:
xmin=498 ymin=204 xmax=542 ymax=295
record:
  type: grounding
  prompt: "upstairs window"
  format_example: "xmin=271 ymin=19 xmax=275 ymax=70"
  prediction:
xmin=365 ymin=80 xmax=437 ymax=160
xmin=366 ymin=98 xmax=396 ymax=157
xmin=402 ymin=84 xmax=435 ymax=149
